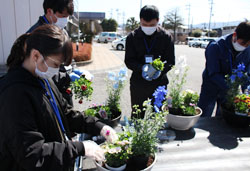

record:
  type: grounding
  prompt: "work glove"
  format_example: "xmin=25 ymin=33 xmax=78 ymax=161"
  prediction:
xmin=100 ymin=125 xmax=118 ymax=143
xmin=82 ymin=140 xmax=105 ymax=162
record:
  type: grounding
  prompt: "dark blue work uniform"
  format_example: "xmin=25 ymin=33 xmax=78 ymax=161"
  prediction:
xmin=198 ymin=34 xmax=250 ymax=117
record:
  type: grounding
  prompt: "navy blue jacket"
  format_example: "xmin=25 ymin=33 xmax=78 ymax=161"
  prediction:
xmin=202 ymin=34 xmax=250 ymax=93
xmin=26 ymin=15 xmax=49 ymax=33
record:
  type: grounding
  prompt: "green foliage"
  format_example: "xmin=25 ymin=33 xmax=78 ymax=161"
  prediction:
xmin=101 ymin=19 xmax=118 ymax=32
xmin=234 ymin=94 xmax=250 ymax=114
xmin=70 ymin=76 xmax=93 ymax=101
xmin=102 ymin=140 xmax=132 ymax=167
xmin=191 ymin=29 xmax=202 ymax=37
xmin=180 ymin=90 xmax=199 ymax=115
xmin=131 ymin=100 xmax=166 ymax=157
xmin=125 ymin=17 xmax=140 ymax=32
xmin=206 ymin=30 xmax=218 ymax=37
xmin=84 ymin=105 xmax=112 ymax=119
xmin=151 ymin=58 xmax=164 ymax=71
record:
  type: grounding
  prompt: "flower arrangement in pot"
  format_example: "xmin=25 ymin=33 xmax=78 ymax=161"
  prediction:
xmin=142 ymin=57 xmax=164 ymax=81
xmin=96 ymin=140 xmax=132 ymax=171
xmin=84 ymin=68 xmax=127 ymax=127
xmin=70 ymin=75 xmax=93 ymax=104
xmin=220 ymin=63 xmax=250 ymax=127
xmin=128 ymin=86 xmax=167 ymax=170
xmin=163 ymin=56 xmax=202 ymax=130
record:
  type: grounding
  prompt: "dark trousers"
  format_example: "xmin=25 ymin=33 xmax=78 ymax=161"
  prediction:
xmin=198 ymin=82 xmax=225 ymax=117
xmin=130 ymin=81 xmax=166 ymax=119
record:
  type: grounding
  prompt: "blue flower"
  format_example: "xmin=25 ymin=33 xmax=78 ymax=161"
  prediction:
xmin=153 ymin=86 xmax=167 ymax=108
xmin=154 ymin=105 xmax=160 ymax=113
xmin=118 ymin=67 xmax=127 ymax=77
xmin=230 ymin=74 xmax=236 ymax=82
xmin=113 ymin=82 xmax=119 ymax=89
xmin=237 ymin=63 xmax=245 ymax=72
xmin=108 ymin=72 xmax=116 ymax=81
xmin=237 ymin=71 xmax=243 ymax=78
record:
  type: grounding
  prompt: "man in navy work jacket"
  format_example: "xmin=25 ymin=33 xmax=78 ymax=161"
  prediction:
xmin=198 ymin=21 xmax=250 ymax=117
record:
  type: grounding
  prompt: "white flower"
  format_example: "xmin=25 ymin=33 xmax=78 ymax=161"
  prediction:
xmin=176 ymin=55 xmax=187 ymax=68
xmin=174 ymin=69 xmax=180 ymax=75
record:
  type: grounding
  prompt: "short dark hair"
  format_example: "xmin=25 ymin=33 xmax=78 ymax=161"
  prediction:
xmin=140 ymin=5 xmax=159 ymax=22
xmin=235 ymin=21 xmax=250 ymax=42
xmin=43 ymin=0 xmax=74 ymax=15
xmin=7 ymin=25 xmax=73 ymax=69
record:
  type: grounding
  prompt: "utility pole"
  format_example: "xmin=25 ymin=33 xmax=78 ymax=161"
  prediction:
xmin=122 ymin=12 xmax=125 ymax=35
xmin=116 ymin=9 xmax=120 ymax=25
xmin=186 ymin=3 xmax=191 ymax=33
xmin=208 ymin=0 xmax=214 ymax=37
xmin=140 ymin=0 xmax=142 ymax=10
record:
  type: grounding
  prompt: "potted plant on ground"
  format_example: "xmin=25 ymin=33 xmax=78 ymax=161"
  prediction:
xmin=220 ymin=63 xmax=250 ymax=127
xmin=163 ymin=56 xmax=202 ymax=130
xmin=84 ymin=67 xmax=127 ymax=127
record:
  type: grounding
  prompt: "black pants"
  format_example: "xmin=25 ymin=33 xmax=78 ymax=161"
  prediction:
xmin=130 ymin=81 xmax=167 ymax=119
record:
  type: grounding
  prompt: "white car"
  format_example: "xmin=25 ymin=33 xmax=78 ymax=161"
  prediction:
xmin=112 ymin=37 xmax=126 ymax=50
xmin=97 ymin=32 xmax=122 ymax=43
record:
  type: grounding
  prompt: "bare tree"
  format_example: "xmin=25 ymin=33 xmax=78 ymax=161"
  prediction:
xmin=162 ymin=9 xmax=183 ymax=42
xmin=125 ymin=17 xmax=140 ymax=33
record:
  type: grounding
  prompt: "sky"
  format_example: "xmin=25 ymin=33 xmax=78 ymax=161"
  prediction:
xmin=76 ymin=0 xmax=250 ymax=26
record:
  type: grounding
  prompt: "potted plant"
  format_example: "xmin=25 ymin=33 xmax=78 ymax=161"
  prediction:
xmin=145 ymin=57 xmax=164 ymax=78
xmin=70 ymin=75 xmax=93 ymax=104
xmin=220 ymin=63 xmax=250 ymax=127
xmin=128 ymin=86 xmax=167 ymax=170
xmin=163 ymin=56 xmax=202 ymax=130
xmin=84 ymin=68 xmax=127 ymax=127
xmin=95 ymin=139 xmax=132 ymax=171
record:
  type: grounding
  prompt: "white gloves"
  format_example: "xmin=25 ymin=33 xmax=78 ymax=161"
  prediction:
xmin=82 ymin=140 xmax=105 ymax=162
xmin=100 ymin=125 xmax=118 ymax=143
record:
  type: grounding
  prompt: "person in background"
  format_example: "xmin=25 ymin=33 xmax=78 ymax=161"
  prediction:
xmin=0 ymin=24 xmax=117 ymax=171
xmin=125 ymin=5 xmax=175 ymax=118
xmin=198 ymin=21 xmax=250 ymax=117
xmin=26 ymin=0 xmax=93 ymax=106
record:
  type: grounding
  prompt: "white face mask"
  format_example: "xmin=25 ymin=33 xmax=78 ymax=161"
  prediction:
xmin=232 ymin=41 xmax=246 ymax=52
xmin=50 ymin=12 xmax=69 ymax=29
xmin=141 ymin=26 xmax=157 ymax=36
xmin=35 ymin=55 xmax=59 ymax=79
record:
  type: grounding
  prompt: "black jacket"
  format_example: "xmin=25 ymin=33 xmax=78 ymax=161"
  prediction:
xmin=0 ymin=67 xmax=105 ymax=171
xmin=125 ymin=26 xmax=175 ymax=86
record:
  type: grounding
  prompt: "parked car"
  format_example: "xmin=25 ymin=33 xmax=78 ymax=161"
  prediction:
xmin=111 ymin=36 xmax=126 ymax=50
xmin=97 ymin=32 xmax=122 ymax=43
xmin=200 ymin=38 xmax=216 ymax=48
xmin=188 ymin=38 xmax=202 ymax=47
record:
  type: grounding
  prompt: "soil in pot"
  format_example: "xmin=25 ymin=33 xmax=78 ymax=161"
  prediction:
xmin=126 ymin=155 xmax=154 ymax=171
xmin=101 ymin=110 xmax=121 ymax=128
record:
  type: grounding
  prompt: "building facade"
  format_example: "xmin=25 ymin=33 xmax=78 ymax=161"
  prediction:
xmin=0 ymin=0 xmax=43 ymax=73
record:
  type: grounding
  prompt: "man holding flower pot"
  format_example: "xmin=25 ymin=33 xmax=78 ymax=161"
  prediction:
xmin=125 ymin=5 xmax=175 ymax=118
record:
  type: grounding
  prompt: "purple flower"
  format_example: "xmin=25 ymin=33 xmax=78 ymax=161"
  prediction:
xmin=237 ymin=71 xmax=243 ymax=78
xmin=153 ymin=86 xmax=168 ymax=108
xmin=189 ymin=103 xmax=195 ymax=106
xmin=230 ymin=74 xmax=236 ymax=82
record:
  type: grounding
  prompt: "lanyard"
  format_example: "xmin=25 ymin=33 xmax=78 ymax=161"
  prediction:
xmin=144 ymin=38 xmax=156 ymax=54
xmin=42 ymin=15 xmax=49 ymax=24
xmin=39 ymin=79 xmax=67 ymax=138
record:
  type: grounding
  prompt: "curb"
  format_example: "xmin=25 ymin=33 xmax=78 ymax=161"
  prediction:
xmin=75 ymin=59 xmax=93 ymax=67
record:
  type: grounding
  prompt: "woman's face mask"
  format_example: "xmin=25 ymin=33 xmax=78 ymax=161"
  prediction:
xmin=35 ymin=55 xmax=59 ymax=79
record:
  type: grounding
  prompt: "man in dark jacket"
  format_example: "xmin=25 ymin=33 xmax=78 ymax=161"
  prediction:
xmin=125 ymin=5 xmax=175 ymax=118
xmin=198 ymin=21 xmax=250 ymax=117
xmin=27 ymin=0 xmax=74 ymax=106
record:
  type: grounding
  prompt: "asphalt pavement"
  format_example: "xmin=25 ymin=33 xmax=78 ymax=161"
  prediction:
xmin=73 ymin=42 xmax=207 ymax=119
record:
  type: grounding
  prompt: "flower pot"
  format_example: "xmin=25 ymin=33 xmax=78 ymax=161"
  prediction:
xmin=95 ymin=161 xmax=126 ymax=171
xmin=166 ymin=107 xmax=202 ymax=130
xmin=147 ymin=64 xmax=158 ymax=78
xmin=126 ymin=153 xmax=157 ymax=171
xmin=105 ymin=163 xmax=126 ymax=171
xmin=101 ymin=113 xmax=121 ymax=128
xmin=220 ymin=104 xmax=250 ymax=128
